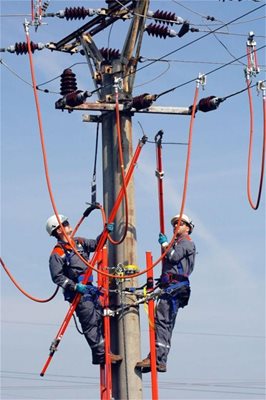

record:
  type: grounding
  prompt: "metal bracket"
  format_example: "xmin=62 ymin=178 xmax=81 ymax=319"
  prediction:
xmin=82 ymin=114 xmax=102 ymax=123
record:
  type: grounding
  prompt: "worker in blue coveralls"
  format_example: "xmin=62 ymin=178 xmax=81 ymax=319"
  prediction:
xmin=46 ymin=214 xmax=123 ymax=366
xmin=136 ymin=213 xmax=196 ymax=373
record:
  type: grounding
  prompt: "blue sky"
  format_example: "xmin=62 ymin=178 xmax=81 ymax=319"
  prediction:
xmin=1 ymin=1 xmax=265 ymax=399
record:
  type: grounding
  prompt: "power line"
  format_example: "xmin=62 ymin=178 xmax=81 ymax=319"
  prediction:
xmin=1 ymin=370 xmax=264 ymax=396
xmin=140 ymin=56 xmax=266 ymax=68
xmin=2 ymin=319 xmax=265 ymax=339
xmin=155 ymin=45 xmax=266 ymax=99
xmin=134 ymin=3 xmax=266 ymax=76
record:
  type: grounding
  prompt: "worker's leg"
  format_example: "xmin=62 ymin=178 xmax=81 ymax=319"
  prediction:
xmin=155 ymin=297 xmax=178 ymax=366
xmin=76 ymin=298 xmax=105 ymax=364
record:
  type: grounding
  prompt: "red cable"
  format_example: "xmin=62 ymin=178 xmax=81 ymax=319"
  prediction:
xmin=31 ymin=0 xmax=34 ymax=21
xmin=25 ymin=22 xmax=199 ymax=282
xmin=0 ymin=257 xmax=59 ymax=303
xmin=246 ymin=81 xmax=265 ymax=210
xmin=155 ymin=134 xmax=165 ymax=235
xmin=150 ymin=83 xmax=199 ymax=270
xmin=107 ymin=89 xmax=129 ymax=245
xmin=25 ymin=26 xmax=198 ymax=375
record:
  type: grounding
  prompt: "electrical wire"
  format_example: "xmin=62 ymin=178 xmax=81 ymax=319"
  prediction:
xmin=147 ymin=140 xmax=188 ymax=145
xmin=246 ymin=79 xmax=266 ymax=210
xmin=0 ymin=58 xmax=33 ymax=87
xmin=155 ymin=45 xmax=265 ymax=100
xmin=5 ymin=8 xmax=265 ymax=281
xmin=134 ymin=60 xmax=171 ymax=88
xmin=90 ymin=121 xmax=99 ymax=205
xmin=2 ymin=320 xmax=265 ymax=338
xmin=0 ymin=257 xmax=59 ymax=302
xmin=172 ymin=0 xmax=225 ymax=24
xmin=203 ymin=20 xmax=245 ymax=66
xmin=85 ymin=4 xmax=266 ymax=100
xmin=19 ymin=22 xmax=200 ymax=281
xmin=133 ymin=4 xmax=266 ymax=76
xmin=0 ymin=58 xmax=60 ymax=94
xmin=139 ymin=55 xmax=266 ymax=69
xmin=36 ymin=62 xmax=87 ymax=88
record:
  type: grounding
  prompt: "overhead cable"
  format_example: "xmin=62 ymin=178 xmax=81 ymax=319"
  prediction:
xmin=134 ymin=3 xmax=265 ymax=75
xmin=155 ymin=44 xmax=265 ymax=99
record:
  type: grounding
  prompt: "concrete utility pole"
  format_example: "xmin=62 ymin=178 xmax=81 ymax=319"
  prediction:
xmin=100 ymin=3 xmax=149 ymax=398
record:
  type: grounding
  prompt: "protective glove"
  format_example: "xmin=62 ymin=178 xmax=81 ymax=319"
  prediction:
xmin=106 ymin=222 xmax=114 ymax=233
xmin=75 ymin=282 xmax=87 ymax=294
xmin=158 ymin=233 xmax=168 ymax=246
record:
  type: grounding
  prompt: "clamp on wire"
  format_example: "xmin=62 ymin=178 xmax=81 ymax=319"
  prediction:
xmin=257 ymin=81 xmax=266 ymax=98
xmin=245 ymin=31 xmax=260 ymax=80
xmin=113 ymin=77 xmax=123 ymax=93
xmin=196 ymin=73 xmax=206 ymax=90
xmin=155 ymin=170 xmax=164 ymax=179
xmin=23 ymin=19 xmax=30 ymax=35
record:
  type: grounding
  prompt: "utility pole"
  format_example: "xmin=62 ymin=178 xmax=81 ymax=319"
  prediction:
xmin=100 ymin=3 xmax=149 ymax=398
xmin=77 ymin=1 xmax=150 ymax=398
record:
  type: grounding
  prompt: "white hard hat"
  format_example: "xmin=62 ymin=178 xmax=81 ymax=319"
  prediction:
xmin=46 ymin=214 xmax=68 ymax=236
xmin=171 ymin=213 xmax=194 ymax=234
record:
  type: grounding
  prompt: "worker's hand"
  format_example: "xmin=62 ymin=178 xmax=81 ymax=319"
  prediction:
xmin=75 ymin=283 xmax=87 ymax=294
xmin=158 ymin=233 xmax=168 ymax=246
xmin=106 ymin=222 xmax=114 ymax=233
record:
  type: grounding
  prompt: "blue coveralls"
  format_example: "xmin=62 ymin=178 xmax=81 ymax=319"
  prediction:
xmin=156 ymin=234 xmax=196 ymax=366
xmin=49 ymin=236 xmax=105 ymax=364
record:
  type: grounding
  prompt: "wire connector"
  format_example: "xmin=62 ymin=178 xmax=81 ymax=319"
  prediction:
xmin=196 ymin=73 xmax=206 ymax=89
xmin=257 ymin=81 xmax=266 ymax=97
xmin=155 ymin=170 xmax=164 ymax=179
xmin=113 ymin=77 xmax=123 ymax=93
xmin=245 ymin=31 xmax=260 ymax=79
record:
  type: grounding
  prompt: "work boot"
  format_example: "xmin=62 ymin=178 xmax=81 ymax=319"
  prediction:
xmin=135 ymin=357 xmax=151 ymax=373
xmin=110 ymin=353 xmax=123 ymax=364
xmin=157 ymin=363 xmax=167 ymax=373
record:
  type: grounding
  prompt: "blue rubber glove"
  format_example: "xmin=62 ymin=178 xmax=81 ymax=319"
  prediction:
xmin=106 ymin=222 xmax=114 ymax=233
xmin=158 ymin=233 xmax=168 ymax=245
xmin=75 ymin=282 xmax=87 ymax=294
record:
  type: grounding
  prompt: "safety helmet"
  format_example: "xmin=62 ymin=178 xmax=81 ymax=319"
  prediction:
xmin=171 ymin=213 xmax=194 ymax=234
xmin=46 ymin=214 xmax=68 ymax=236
